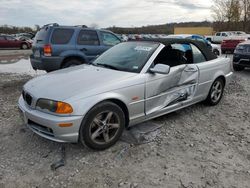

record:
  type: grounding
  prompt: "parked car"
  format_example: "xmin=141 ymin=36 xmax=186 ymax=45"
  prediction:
xmin=15 ymin=32 xmax=35 ymax=39
xmin=19 ymin=38 xmax=232 ymax=150
xmin=167 ymin=34 xmax=221 ymax=56
xmin=16 ymin=36 xmax=33 ymax=44
xmin=206 ymin=32 xmax=233 ymax=43
xmin=30 ymin=23 xmax=121 ymax=72
xmin=221 ymin=38 xmax=247 ymax=54
xmin=116 ymin=34 xmax=128 ymax=42
xmin=206 ymin=31 xmax=249 ymax=44
xmin=0 ymin=35 xmax=31 ymax=49
xmin=233 ymin=41 xmax=250 ymax=71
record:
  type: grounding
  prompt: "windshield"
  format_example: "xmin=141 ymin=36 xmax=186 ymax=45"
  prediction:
xmin=93 ymin=42 xmax=159 ymax=73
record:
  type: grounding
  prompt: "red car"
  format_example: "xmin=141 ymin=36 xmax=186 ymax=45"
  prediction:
xmin=0 ymin=35 xmax=31 ymax=49
xmin=221 ymin=38 xmax=246 ymax=54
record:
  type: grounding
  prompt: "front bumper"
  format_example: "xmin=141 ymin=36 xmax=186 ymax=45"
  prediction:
xmin=18 ymin=96 xmax=83 ymax=143
xmin=233 ymin=53 xmax=250 ymax=67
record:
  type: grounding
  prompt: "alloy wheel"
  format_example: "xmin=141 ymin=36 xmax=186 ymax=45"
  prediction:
xmin=89 ymin=111 xmax=120 ymax=145
xmin=210 ymin=81 xmax=223 ymax=103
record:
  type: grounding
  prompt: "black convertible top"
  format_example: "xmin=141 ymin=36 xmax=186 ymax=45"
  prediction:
xmin=142 ymin=38 xmax=217 ymax=61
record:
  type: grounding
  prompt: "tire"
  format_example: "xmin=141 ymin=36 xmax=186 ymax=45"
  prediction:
xmin=213 ymin=49 xmax=220 ymax=56
xmin=205 ymin=78 xmax=225 ymax=106
xmin=21 ymin=43 xmax=28 ymax=49
xmin=233 ymin=64 xmax=244 ymax=71
xmin=62 ymin=59 xmax=82 ymax=68
xmin=79 ymin=101 xmax=125 ymax=150
xmin=221 ymin=50 xmax=226 ymax=54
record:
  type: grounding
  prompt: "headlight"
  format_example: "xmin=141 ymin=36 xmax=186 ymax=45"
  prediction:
xmin=36 ymin=99 xmax=73 ymax=114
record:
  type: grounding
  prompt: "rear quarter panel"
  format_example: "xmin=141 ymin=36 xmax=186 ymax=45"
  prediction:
xmin=195 ymin=57 xmax=232 ymax=100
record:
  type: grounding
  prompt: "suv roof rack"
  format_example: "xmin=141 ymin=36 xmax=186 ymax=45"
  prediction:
xmin=42 ymin=23 xmax=59 ymax=28
xmin=74 ymin=25 xmax=88 ymax=28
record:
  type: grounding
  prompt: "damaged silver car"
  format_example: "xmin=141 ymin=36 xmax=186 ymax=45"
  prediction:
xmin=18 ymin=38 xmax=233 ymax=150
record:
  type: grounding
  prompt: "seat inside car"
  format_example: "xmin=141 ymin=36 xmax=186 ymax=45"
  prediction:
xmin=154 ymin=45 xmax=187 ymax=67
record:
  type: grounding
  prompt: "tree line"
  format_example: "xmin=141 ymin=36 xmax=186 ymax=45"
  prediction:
xmin=212 ymin=0 xmax=250 ymax=31
xmin=0 ymin=25 xmax=40 ymax=34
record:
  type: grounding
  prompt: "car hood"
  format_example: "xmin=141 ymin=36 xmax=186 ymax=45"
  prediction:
xmin=24 ymin=64 xmax=139 ymax=101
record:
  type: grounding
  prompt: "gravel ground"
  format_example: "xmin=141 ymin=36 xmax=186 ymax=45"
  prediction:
xmin=0 ymin=67 xmax=250 ymax=187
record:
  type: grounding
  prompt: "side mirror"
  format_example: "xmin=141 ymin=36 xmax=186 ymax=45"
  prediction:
xmin=149 ymin=64 xmax=170 ymax=74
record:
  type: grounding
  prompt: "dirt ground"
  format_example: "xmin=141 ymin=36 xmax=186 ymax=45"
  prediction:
xmin=0 ymin=67 xmax=250 ymax=187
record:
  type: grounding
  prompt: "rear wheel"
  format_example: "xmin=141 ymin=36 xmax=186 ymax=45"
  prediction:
xmin=205 ymin=78 xmax=225 ymax=106
xmin=233 ymin=64 xmax=244 ymax=71
xmin=79 ymin=102 xmax=125 ymax=150
xmin=21 ymin=43 xmax=28 ymax=49
xmin=62 ymin=59 xmax=82 ymax=68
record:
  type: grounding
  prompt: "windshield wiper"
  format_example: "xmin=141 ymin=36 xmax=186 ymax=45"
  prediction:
xmin=96 ymin=63 xmax=119 ymax=70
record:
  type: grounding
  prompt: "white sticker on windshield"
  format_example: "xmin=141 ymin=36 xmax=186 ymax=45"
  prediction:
xmin=134 ymin=46 xmax=152 ymax=51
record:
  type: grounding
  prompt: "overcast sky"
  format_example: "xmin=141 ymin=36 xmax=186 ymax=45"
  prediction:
xmin=0 ymin=0 xmax=213 ymax=28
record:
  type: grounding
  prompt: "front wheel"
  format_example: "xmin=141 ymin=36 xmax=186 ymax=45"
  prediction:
xmin=79 ymin=102 xmax=125 ymax=150
xmin=205 ymin=78 xmax=225 ymax=106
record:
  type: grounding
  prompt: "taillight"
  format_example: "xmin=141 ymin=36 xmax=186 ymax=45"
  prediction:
xmin=44 ymin=44 xmax=52 ymax=56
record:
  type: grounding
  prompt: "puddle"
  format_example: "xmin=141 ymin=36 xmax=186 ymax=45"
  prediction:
xmin=0 ymin=56 xmax=45 ymax=76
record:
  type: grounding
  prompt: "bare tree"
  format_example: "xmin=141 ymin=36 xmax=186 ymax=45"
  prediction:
xmin=241 ymin=0 xmax=250 ymax=31
xmin=212 ymin=0 xmax=242 ymax=30
xmin=212 ymin=0 xmax=228 ymax=22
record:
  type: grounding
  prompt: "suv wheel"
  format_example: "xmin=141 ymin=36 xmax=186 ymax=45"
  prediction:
xmin=21 ymin=43 xmax=28 ymax=49
xmin=233 ymin=64 xmax=244 ymax=71
xmin=79 ymin=102 xmax=125 ymax=150
xmin=213 ymin=49 xmax=220 ymax=56
xmin=62 ymin=59 xmax=82 ymax=68
xmin=205 ymin=78 xmax=225 ymax=106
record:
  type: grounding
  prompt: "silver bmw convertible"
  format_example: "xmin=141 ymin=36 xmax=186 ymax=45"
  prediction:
xmin=18 ymin=39 xmax=233 ymax=150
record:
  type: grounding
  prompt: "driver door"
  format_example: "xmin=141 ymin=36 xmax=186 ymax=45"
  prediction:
xmin=145 ymin=43 xmax=199 ymax=116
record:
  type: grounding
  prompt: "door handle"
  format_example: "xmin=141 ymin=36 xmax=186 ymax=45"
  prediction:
xmin=80 ymin=48 xmax=88 ymax=52
xmin=184 ymin=68 xmax=197 ymax=72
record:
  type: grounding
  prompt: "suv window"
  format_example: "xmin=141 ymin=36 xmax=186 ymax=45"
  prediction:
xmin=51 ymin=28 xmax=74 ymax=44
xmin=191 ymin=44 xmax=206 ymax=63
xmin=100 ymin=31 xmax=120 ymax=46
xmin=35 ymin=27 xmax=50 ymax=43
xmin=0 ymin=36 xmax=5 ymax=40
xmin=77 ymin=30 xmax=99 ymax=45
xmin=216 ymin=33 xmax=221 ymax=36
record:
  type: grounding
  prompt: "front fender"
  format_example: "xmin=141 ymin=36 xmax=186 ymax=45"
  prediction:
xmin=69 ymin=92 xmax=130 ymax=117
xmin=67 ymin=83 xmax=145 ymax=122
